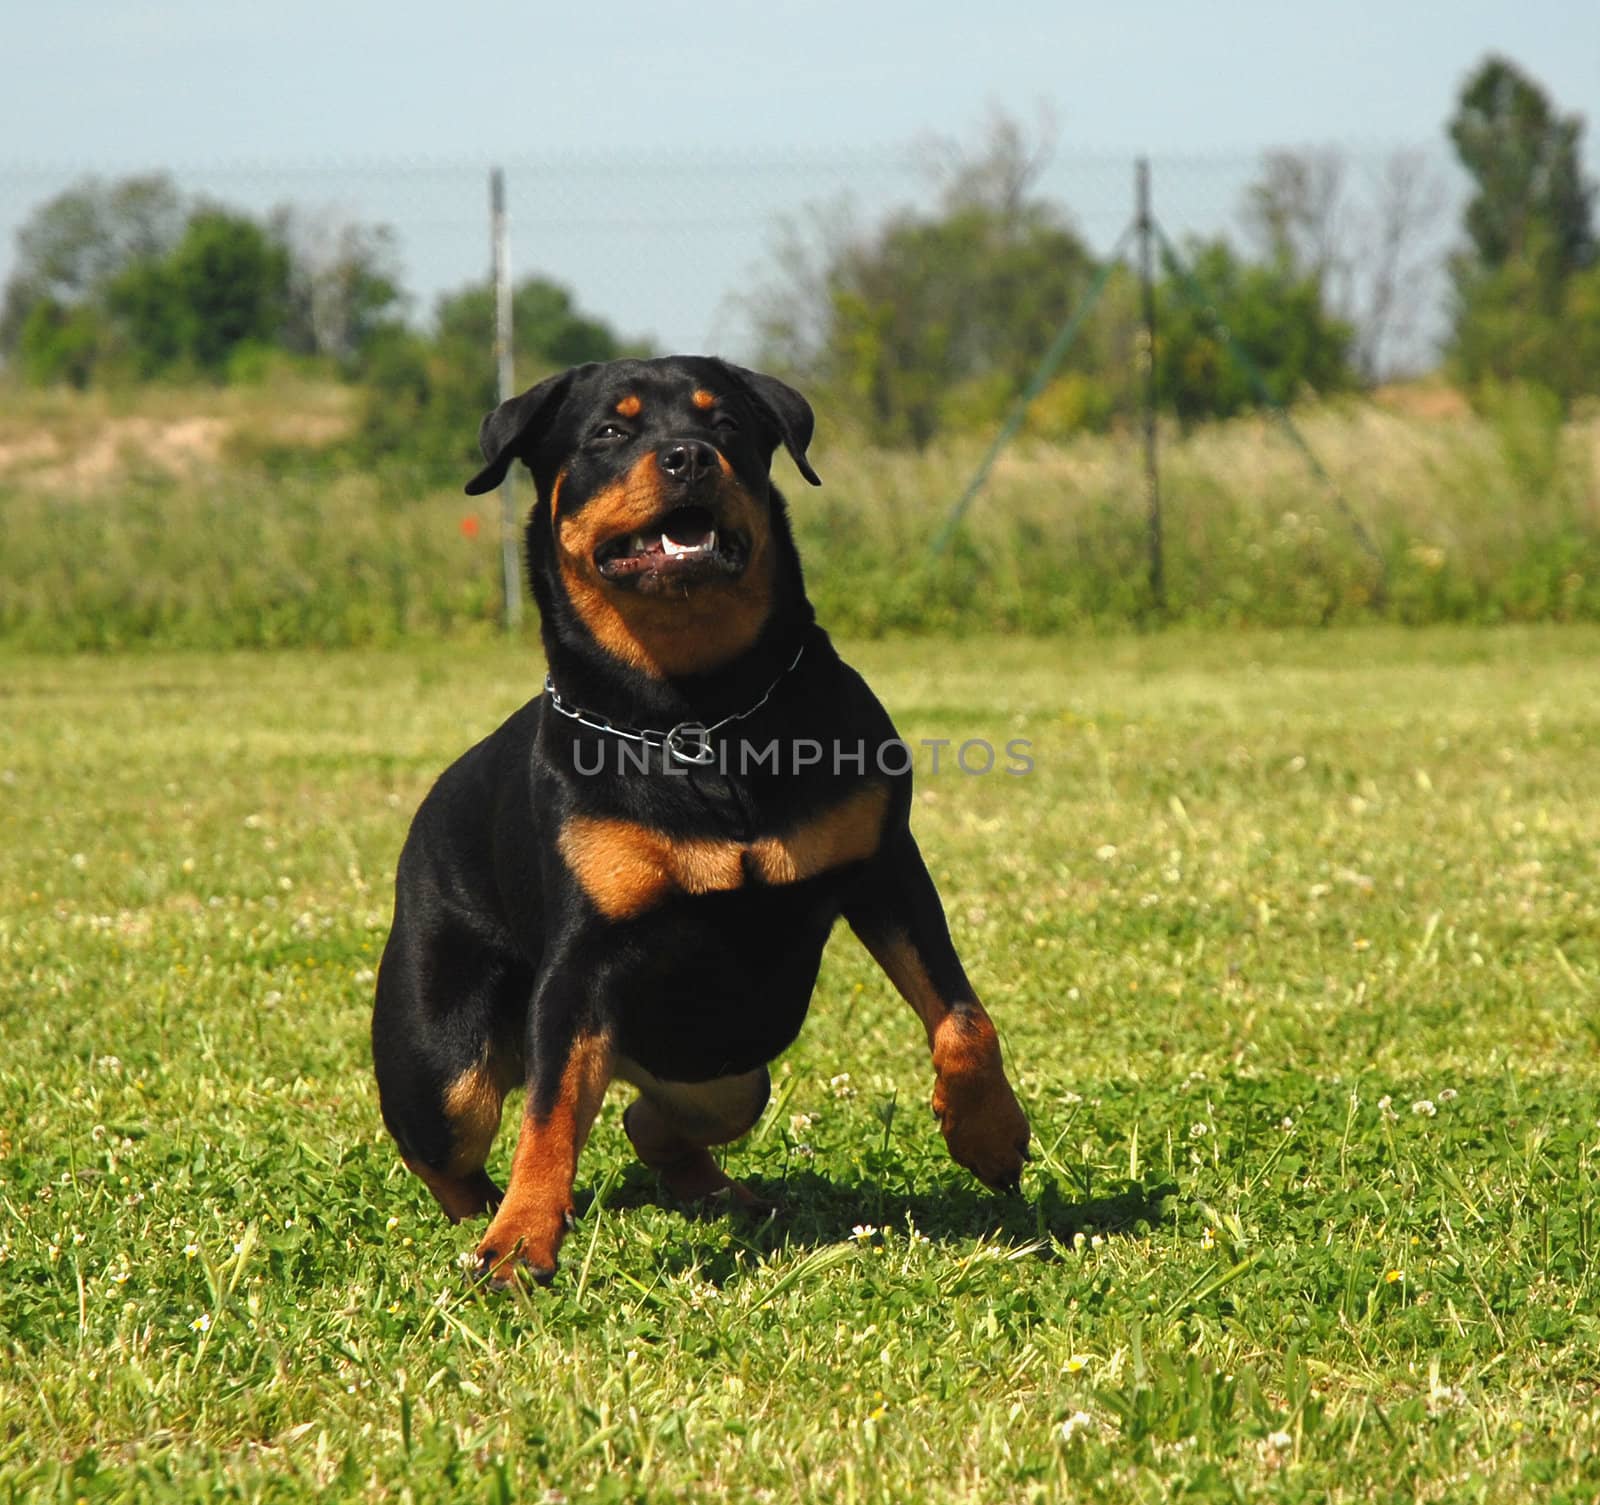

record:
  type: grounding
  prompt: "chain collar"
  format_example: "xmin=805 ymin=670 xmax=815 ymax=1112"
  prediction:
xmin=543 ymin=640 xmax=807 ymax=767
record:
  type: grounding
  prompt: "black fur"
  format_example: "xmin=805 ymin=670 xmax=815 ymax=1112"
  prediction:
xmin=372 ymin=356 xmax=1028 ymax=1280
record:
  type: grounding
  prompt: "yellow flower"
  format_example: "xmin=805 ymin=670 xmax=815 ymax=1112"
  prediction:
xmin=1385 ymin=1269 xmax=1403 ymax=1283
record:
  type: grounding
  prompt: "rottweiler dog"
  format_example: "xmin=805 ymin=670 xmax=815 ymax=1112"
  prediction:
xmin=371 ymin=356 xmax=1029 ymax=1284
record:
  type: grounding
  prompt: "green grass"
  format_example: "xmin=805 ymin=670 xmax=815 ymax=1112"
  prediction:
xmin=3 ymin=627 xmax=1599 ymax=1501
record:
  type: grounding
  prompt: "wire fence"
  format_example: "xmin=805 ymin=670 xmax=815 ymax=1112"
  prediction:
xmin=0 ymin=143 xmax=1465 ymax=370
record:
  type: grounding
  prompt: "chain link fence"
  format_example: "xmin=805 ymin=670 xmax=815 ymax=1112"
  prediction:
xmin=0 ymin=144 xmax=1464 ymax=370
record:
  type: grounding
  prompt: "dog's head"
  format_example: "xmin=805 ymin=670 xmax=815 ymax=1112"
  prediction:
xmin=466 ymin=357 xmax=820 ymax=680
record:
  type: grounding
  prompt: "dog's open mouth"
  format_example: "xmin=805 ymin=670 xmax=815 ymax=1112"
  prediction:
xmin=594 ymin=506 xmax=748 ymax=586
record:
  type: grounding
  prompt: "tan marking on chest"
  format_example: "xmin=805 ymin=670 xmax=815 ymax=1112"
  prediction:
xmin=559 ymin=785 xmax=890 ymax=919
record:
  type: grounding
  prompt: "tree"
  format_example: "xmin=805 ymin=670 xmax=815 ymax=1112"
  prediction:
xmin=275 ymin=210 xmax=407 ymax=370
xmin=1450 ymin=56 xmax=1594 ymax=282
xmin=1242 ymin=147 xmax=1447 ymax=381
xmin=0 ymin=174 xmax=184 ymax=358
xmin=2 ymin=174 xmax=408 ymax=385
xmin=1156 ymin=238 xmax=1357 ymax=424
xmin=1447 ymin=56 xmax=1599 ymax=398
xmin=433 ymin=275 xmax=632 ymax=377
xmin=752 ymin=116 xmax=1097 ymax=447
xmin=353 ymin=276 xmax=640 ymax=473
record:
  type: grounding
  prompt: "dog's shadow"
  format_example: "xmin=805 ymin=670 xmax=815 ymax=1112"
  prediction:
xmin=579 ymin=1165 xmax=1178 ymax=1286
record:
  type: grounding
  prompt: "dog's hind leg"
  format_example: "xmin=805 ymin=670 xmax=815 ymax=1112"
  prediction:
xmin=371 ymin=936 xmax=526 ymax=1224
xmin=616 ymin=1060 xmax=771 ymax=1208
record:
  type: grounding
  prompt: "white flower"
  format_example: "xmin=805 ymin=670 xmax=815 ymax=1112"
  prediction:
xmin=1060 ymin=1411 xmax=1095 ymax=1442
xmin=1266 ymin=1429 xmax=1293 ymax=1450
xmin=851 ymin=1224 xmax=879 ymax=1242
xmin=183 ymin=1243 xmax=199 ymax=1260
xmin=191 ymin=1313 xmax=211 ymax=1333
xmin=829 ymin=1073 xmax=856 ymax=1100
xmin=1411 ymin=1099 xmax=1437 ymax=1118
xmin=1189 ymin=1122 xmax=1209 ymax=1139
xmin=1438 ymin=1088 xmax=1458 ymax=1102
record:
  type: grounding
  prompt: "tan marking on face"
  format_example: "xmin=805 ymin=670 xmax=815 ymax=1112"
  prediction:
xmin=691 ymin=389 xmax=717 ymax=410
xmin=551 ymin=451 xmax=774 ymax=678
xmin=615 ymin=394 xmax=642 ymax=418
xmin=559 ymin=785 xmax=889 ymax=920
xmin=476 ymin=1033 xmax=613 ymax=1277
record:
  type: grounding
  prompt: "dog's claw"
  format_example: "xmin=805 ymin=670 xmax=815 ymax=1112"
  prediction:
xmin=467 ymin=1242 xmax=556 ymax=1289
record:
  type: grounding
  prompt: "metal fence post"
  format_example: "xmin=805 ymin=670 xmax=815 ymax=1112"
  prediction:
xmin=1136 ymin=158 xmax=1165 ymax=614
xmin=490 ymin=167 xmax=522 ymax=633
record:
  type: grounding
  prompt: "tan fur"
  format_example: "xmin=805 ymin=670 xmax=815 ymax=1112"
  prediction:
xmin=552 ymin=451 xmax=773 ymax=678
xmin=558 ymin=785 xmax=890 ymax=920
xmin=476 ymin=1033 xmax=614 ymax=1276
xmin=441 ymin=1057 xmax=509 ymax=1175
xmin=859 ymin=932 xmax=1028 ymax=1186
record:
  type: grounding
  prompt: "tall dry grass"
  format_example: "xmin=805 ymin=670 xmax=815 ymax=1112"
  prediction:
xmin=2 ymin=381 xmax=1596 ymax=648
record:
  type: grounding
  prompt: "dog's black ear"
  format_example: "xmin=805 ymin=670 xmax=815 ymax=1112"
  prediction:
xmin=463 ymin=367 xmax=584 ymax=496
xmin=715 ymin=361 xmax=822 ymax=487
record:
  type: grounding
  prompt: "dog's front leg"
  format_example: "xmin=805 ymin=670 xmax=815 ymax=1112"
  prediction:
xmin=474 ymin=1011 xmax=613 ymax=1286
xmin=844 ymin=828 xmax=1030 ymax=1190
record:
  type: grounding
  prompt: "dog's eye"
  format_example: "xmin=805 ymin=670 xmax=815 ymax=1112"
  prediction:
xmin=711 ymin=412 xmax=740 ymax=435
xmin=592 ymin=423 xmax=629 ymax=443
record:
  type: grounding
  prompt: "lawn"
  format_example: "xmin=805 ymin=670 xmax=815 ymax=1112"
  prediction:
xmin=2 ymin=627 xmax=1598 ymax=1502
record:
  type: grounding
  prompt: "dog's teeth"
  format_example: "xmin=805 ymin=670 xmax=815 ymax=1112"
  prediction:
xmin=662 ymin=529 xmax=716 ymax=559
xmin=630 ymin=532 xmax=651 ymax=553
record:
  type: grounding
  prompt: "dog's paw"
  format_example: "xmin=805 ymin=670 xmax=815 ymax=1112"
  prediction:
xmin=652 ymin=1147 xmax=775 ymax=1215
xmin=466 ymin=1203 xmax=570 ymax=1289
xmin=933 ymin=1072 xmax=1032 ymax=1193
xmin=464 ymin=1242 xmax=557 ymax=1289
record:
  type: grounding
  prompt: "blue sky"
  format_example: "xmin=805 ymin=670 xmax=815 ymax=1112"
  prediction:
xmin=3 ymin=1 xmax=1596 ymax=356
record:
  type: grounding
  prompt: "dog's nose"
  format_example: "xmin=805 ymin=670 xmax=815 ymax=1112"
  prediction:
xmin=658 ymin=440 xmax=717 ymax=485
